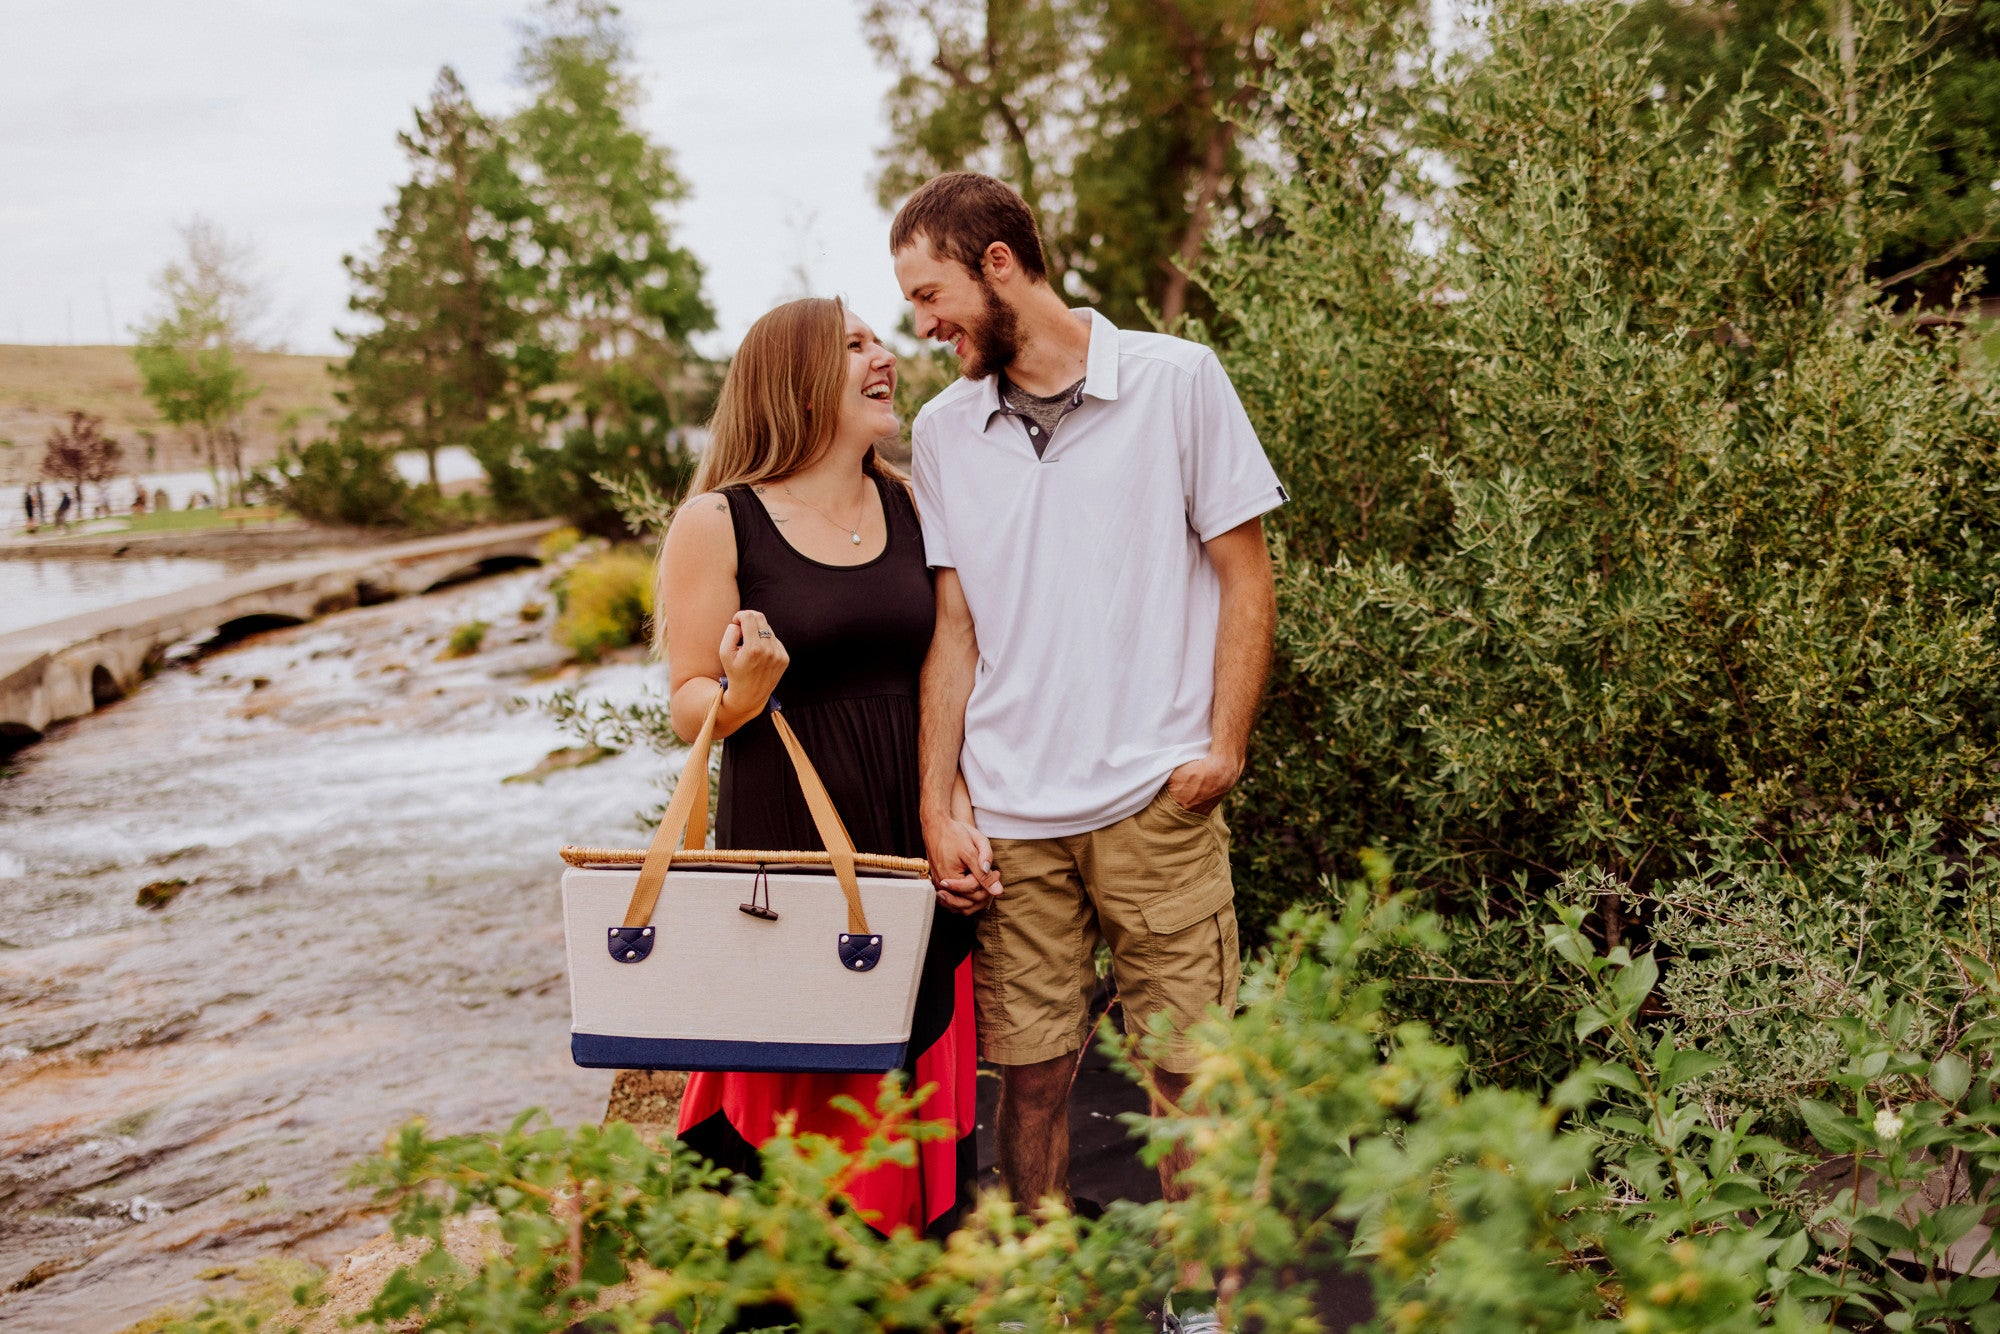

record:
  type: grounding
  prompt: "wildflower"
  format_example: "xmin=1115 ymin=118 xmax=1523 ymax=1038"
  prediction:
xmin=1874 ymin=1107 xmax=1904 ymax=1139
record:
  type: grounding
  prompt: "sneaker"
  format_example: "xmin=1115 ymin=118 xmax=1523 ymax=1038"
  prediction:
xmin=1161 ymin=1292 xmax=1227 ymax=1334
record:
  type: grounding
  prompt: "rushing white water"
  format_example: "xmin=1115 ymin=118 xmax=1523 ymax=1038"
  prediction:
xmin=0 ymin=566 xmax=669 ymax=1330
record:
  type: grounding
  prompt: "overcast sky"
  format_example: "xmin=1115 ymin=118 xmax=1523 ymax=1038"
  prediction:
xmin=0 ymin=0 xmax=904 ymax=356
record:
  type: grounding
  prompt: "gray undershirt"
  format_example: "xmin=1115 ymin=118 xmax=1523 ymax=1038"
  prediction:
xmin=999 ymin=373 xmax=1086 ymax=458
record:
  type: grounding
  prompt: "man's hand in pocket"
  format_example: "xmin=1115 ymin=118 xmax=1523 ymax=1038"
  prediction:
xmin=1166 ymin=751 xmax=1245 ymax=815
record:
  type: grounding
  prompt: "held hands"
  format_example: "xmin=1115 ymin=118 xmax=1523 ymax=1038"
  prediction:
xmin=926 ymin=814 xmax=1002 ymax=916
xmin=718 ymin=610 xmax=787 ymax=716
xmin=1165 ymin=750 xmax=1245 ymax=815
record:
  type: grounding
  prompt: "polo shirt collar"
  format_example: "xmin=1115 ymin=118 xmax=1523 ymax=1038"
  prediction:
xmin=979 ymin=307 xmax=1120 ymax=432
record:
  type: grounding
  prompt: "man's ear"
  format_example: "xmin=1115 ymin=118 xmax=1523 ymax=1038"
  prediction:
xmin=982 ymin=240 xmax=1017 ymax=285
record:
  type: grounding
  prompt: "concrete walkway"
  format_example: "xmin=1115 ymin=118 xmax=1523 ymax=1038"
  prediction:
xmin=0 ymin=520 xmax=560 ymax=750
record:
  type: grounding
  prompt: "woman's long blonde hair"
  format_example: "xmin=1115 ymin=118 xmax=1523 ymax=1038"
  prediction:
xmin=654 ymin=296 xmax=904 ymax=656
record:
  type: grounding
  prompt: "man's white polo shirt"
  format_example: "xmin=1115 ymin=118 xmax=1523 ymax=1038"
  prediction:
xmin=911 ymin=308 xmax=1287 ymax=839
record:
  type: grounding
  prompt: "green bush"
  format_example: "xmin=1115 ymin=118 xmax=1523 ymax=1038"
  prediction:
xmin=1198 ymin=0 xmax=2000 ymax=1091
xmin=253 ymin=433 xmax=482 ymax=532
xmin=441 ymin=620 xmax=488 ymax=659
xmin=554 ymin=546 xmax=654 ymax=662
xmin=338 ymin=878 xmax=2000 ymax=1331
xmin=477 ymin=421 xmax=698 ymax=540
xmin=253 ymin=434 xmax=411 ymax=528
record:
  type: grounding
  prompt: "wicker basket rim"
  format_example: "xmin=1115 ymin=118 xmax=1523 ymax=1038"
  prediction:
xmin=559 ymin=845 xmax=930 ymax=876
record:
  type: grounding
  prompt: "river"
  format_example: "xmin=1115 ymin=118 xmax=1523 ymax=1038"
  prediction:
xmin=0 ymin=556 xmax=293 ymax=636
xmin=0 ymin=565 xmax=666 ymax=1331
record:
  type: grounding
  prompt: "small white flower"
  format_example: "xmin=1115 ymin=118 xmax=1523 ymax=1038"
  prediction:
xmin=1874 ymin=1107 xmax=1904 ymax=1139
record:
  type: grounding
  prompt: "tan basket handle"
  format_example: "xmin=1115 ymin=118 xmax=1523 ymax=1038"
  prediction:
xmin=620 ymin=686 xmax=871 ymax=937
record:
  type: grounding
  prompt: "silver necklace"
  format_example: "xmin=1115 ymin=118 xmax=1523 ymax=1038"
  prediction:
xmin=784 ymin=483 xmax=865 ymax=545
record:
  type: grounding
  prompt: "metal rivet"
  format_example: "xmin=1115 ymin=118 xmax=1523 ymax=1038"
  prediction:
xmin=625 ymin=950 xmax=637 ymax=959
xmin=641 ymin=928 xmax=652 ymax=935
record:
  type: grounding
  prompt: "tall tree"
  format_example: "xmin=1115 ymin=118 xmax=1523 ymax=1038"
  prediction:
xmin=340 ymin=66 xmax=536 ymax=491
xmin=1626 ymin=0 xmax=2000 ymax=301
xmin=865 ymin=0 xmax=1332 ymax=326
xmin=131 ymin=219 xmax=264 ymax=505
xmin=510 ymin=0 xmax=715 ymax=439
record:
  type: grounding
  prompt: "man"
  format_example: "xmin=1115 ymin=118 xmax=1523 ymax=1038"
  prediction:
xmin=895 ymin=172 xmax=1283 ymax=1332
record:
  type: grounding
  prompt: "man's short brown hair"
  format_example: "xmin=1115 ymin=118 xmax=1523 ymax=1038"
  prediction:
xmin=889 ymin=172 xmax=1048 ymax=283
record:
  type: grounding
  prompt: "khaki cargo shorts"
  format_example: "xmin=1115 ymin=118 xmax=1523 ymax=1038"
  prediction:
xmin=976 ymin=784 xmax=1240 ymax=1074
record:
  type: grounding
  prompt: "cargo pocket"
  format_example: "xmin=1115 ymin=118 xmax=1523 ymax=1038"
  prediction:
xmin=1139 ymin=877 xmax=1234 ymax=936
xmin=1134 ymin=796 xmax=1233 ymax=937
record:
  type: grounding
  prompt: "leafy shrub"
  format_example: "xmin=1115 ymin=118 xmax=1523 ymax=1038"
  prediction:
xmin=337 ymin=877 xmax=2000 ymax=1331
xmin=478 ymin=421 xmax=697 ymax=540
xmin=554 ymin=546 xmax=654 ymax=662
xmin=535 ymin=525 xmax=580 ymax=562
xmin=252 ymin=434 xmax=410 ymax=528
xmin=123 ymin=1257 xmax=326 ymax=1333
xmin=1198 ymin=0 xmax=2000 ymax=1090
xmin=441 ymin=620 xmax=488 ymax=659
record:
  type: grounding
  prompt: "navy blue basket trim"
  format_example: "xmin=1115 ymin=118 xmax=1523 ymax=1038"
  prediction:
xmin=838 ymin=932 xmax=883 ymax=972
xmin=571 ymin=1032 xmax=907 ymax=1073
xmin=608 ymin=925 xmax=655 ymax=963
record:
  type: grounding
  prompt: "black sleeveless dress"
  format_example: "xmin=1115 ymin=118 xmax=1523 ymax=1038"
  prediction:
xmin=675 ymin=476 xmax=978 ymax=1240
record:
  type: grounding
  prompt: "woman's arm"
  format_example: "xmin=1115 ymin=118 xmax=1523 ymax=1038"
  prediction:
xmin=657 ymin=492 xmax=789 ymax=742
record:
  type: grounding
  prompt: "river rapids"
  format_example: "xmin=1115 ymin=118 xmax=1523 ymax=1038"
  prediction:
xmin=0 ymin=566 xmax=664 ymax=1330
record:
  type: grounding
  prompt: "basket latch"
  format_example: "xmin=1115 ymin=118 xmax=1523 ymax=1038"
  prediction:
xmin=838 ymin=933 xmax=882 ymax=972
xmin=608 ymin=925 xmax=654 ymax=963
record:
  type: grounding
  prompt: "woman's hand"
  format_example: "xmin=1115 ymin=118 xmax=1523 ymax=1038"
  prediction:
xmin=718 ymin=609 xmax=788 ymax=716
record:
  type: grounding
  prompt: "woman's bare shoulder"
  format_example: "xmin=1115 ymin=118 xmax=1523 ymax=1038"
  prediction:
xmin=666 ymin=491 xmax=734 ymax=538
xmin=662 ymin=491 xmax=737 ymax=562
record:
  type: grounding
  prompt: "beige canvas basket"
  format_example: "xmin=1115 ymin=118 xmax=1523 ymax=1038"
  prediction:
xmin=559 ymin=689 xmax=935 ymax=1073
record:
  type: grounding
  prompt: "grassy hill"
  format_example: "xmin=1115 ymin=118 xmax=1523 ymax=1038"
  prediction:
xmin=0 ymin=344 xmax=342 ymax=485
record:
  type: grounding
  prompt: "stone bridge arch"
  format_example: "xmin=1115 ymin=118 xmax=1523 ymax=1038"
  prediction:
xmin=0 ymin=520 xmax=560 ymax=754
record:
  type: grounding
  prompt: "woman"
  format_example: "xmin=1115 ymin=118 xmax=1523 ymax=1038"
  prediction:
xmin=653 ymin=296 xmax=977 ymax=1240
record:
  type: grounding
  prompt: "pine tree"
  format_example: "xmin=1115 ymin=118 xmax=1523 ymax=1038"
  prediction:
xmin=339 ymin=67 xmax=535 ymax=492
xmin=510 ymin=0 xmax=714 ymax=441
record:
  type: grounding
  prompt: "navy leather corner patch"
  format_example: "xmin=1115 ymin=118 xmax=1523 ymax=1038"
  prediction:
xmin=608 ymin=925 xmax=655 ymax=963
xmin=837 ymin=932 xmax=882 ymax=972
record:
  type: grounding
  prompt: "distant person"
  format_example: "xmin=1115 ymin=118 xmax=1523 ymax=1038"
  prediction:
xmin=131 ymin=484 xmax=148 ymax=516
xmin=895 ymin=172 xmax=1283 ymax=1334
xmin=54 ymin=493 xmax=72 ymax=528
xmin=153 ymin=488 xmax=171 ymax=513
xmin=22 ymin=489 xmax=35 ymax=529
xmin=652 ymin=296 xmax=976 ymax=1241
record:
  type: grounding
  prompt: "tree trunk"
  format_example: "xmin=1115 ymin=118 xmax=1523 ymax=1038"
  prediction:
xmin=1160 ymin=119 xmax=1233 ymax=326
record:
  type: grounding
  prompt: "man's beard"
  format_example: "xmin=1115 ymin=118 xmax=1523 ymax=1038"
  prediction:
xmin=957 ymin=278 xmax=1021 ymax=381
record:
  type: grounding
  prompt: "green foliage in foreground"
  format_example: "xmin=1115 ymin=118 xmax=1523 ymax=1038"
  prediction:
xmin=328 ymin=883 xmax=1999 ymax=1332
xmin=1204 ymin=0 xmax=2000 ymax=1094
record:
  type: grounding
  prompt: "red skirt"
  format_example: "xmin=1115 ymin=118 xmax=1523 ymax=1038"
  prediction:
xmin=676 ymin=955 xmax=977 ymax=1238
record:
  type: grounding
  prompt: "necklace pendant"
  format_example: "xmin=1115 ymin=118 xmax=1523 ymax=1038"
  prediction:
xmin=851 ymin=532 xmax=862 ymax=545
